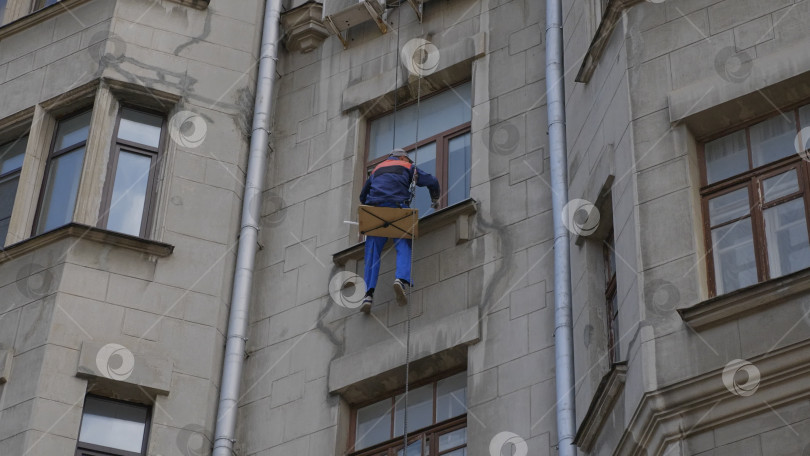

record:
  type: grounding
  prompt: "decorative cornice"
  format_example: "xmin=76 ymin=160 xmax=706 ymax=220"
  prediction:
xmin=575 ymin=0 xmax=644 ymax=83
xmin=281 ymin=1 xmax=329 ymax=53
xmin=0 ymin=223 xmax=174 ymax=262
xmin=574 ymin=362 xmax=627 ymax=452
xmin=614 ymin=338 xmax=810 ymax=455
xmin=678 ymin=267 xmax=810 ymax=330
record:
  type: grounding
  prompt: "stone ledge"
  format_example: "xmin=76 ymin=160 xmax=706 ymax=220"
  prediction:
xmin=332 ymin=198 xmax=477 ymax=266
xmin=575 ymin=0 xmax=644 ymax=83
xmin=77 ymin=341 xmax=173 ymax=397
xmin=668 ymin=38 xmax=810 ymax=139
xmin=167 ymin=0 xmax=210 ymax=9
xmin=678 ymin=267 xmax=810 ymax=330
xmin=328 ymin=306 xmax=480 ymax=404
xmin=0 ymin=223 xmax=174 ymax=263
xmin=341 ymin=32 xmax=486 ymax=115
xmin=573 ymin=362 xmax=627 ymax=452
xmin=615 ymin=338 xmax=810 ymax=455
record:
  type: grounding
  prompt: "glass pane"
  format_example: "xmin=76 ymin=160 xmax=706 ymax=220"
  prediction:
xmin=356 ymin=399 xmax=392 ymax=450
xmin=439 ymin=428 xmax=467 ymax=451
xmin=705 ymin=130 xmax=748 ymax=184
xmin=442 ymin=449 xmax=466 ymax=456
xmin=763 ymin=198 xmax=810 ymax=278
xmin=36 ymin=148 xmax=85 ymax=234
xmin=0 ymin=176 xmax=20 ymax=224
xmin=369 ymin=82 xmax=471 ymax=159
xmin=396 ymin=439 xmax=422 ymax=456
xmin=0 ymin=136 xmax=26 ymax=174
xmin=55 ymin=110 xmax=92 ymax=150
xmin=711 ymin=219 xmax=758 ymax=295
xmin=409 ymin=142 xmax=437 ymax=218
xmin=447 ymin=133 xmax=471 ymax=207
xmin=708 ymin=187 xmax=750 ymax=226
xmin=436 ymin=372 xmax=466 ymax=422
xmin=762 ymin=169 xmax=799 ymax=203
xmin=107 ymin=151 xmax=152 ymax=236
xmin=0 ymin=0 xmax=6 ymax=24
xmin=118 ymin=108 xmax=163 ymax=148
xmin=78 ymin=397 xmax=148 ymax=453
xmin=394 ymin=384 xmax=433 ymax=436
xmin=750 ymin=114 xmax=796 ymax=167
xmin=0 ymin=176 xmax=19 ymax=243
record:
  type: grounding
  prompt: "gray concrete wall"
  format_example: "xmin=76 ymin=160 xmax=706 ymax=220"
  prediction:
xmin=0 ymin=0 xmax=263 ymax=455
xmin=241 ymin=0 xmax=557 ymax=455
xmin=563 ymin=0 xmax=810 ymax=454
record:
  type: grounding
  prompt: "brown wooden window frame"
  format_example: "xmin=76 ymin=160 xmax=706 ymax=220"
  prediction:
xmin=348 ymin=369 xmax=467 ymax=456
xmin=0 ymin=135 xmax=27 ymax=244
xmin=75 ymin=395 xmax=152 ymax=456
xmin=32 ymin=108 xmax=93 ymax=235
xmin=603 ymin=229 xmax=619 ymax=365
xmin=699 ymin=103 xmax=810 ymax=297
xmin=364 ymin=82 xmax=472 ymax=213
xmin=97 ymin=106 xmax=167 ymax=239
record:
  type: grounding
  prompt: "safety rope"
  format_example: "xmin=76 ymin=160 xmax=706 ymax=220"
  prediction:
xmin=386 ymin=2 xmax=425 ymax=453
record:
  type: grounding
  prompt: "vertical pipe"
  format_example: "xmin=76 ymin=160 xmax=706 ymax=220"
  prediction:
xmin=545 ymin=0 xmax=577 ymax=454
xmin=212 ymin=0 xmax=282 ymax=454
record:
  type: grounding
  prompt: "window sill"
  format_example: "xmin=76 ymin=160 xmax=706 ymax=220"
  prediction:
xmin=332 ymin=198 xmax=477 ymax=266
xmin=0 ymin=223 xmax=174 ymax=263
xmin=0 ymin=0 xmax=92 ymax=40
xmin=678 ymin=267 xmax=810 ymax=330
xmin=573 ymin=361 xmax=628 ymax=452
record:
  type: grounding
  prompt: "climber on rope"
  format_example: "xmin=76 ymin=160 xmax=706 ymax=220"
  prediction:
xmin=358 ymin=148 xmax=441 ymax=314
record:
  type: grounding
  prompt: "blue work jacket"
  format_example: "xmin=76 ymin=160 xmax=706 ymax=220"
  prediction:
xmin=359 ymin=158 xmax=440 ymax=207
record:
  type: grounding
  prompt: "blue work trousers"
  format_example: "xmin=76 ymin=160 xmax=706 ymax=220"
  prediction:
xmin=364 ymin=236 xmax=412 ymax=291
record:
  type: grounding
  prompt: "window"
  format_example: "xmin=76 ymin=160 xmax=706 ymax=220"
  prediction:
xmin=351 ymin=371 xmax=467 ymax=455
xmin=0 ymin=136 xmax=26 ymax=245
xmin=701 ymin=103 xmax=810 ymax=296
xmin=98 ymin=108 xmax=165 ymax=237
xmin=76 ymin=396 xmax=151 ymax=456
xmin=603 ymin=231 xmax=619 ymax=364
xmin=0 ymin=0 xmax=7 ymax=24
xmin=366 ymin=82 xmax=472 ymax=217
xmin=32 ymin=0 xmax=61 ymax=12
xmin=34 ymin=109 xmax=92 ymax=235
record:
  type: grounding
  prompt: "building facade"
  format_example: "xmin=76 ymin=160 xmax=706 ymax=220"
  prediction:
xmin=0 ymin=0 xmax=808 ymax=456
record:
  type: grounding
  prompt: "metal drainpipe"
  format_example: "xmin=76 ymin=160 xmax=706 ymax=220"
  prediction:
xmin=545 ymin=0 xmax=577 ymax=454
xmin=212 ymin=0 xmax=282 ymax=454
